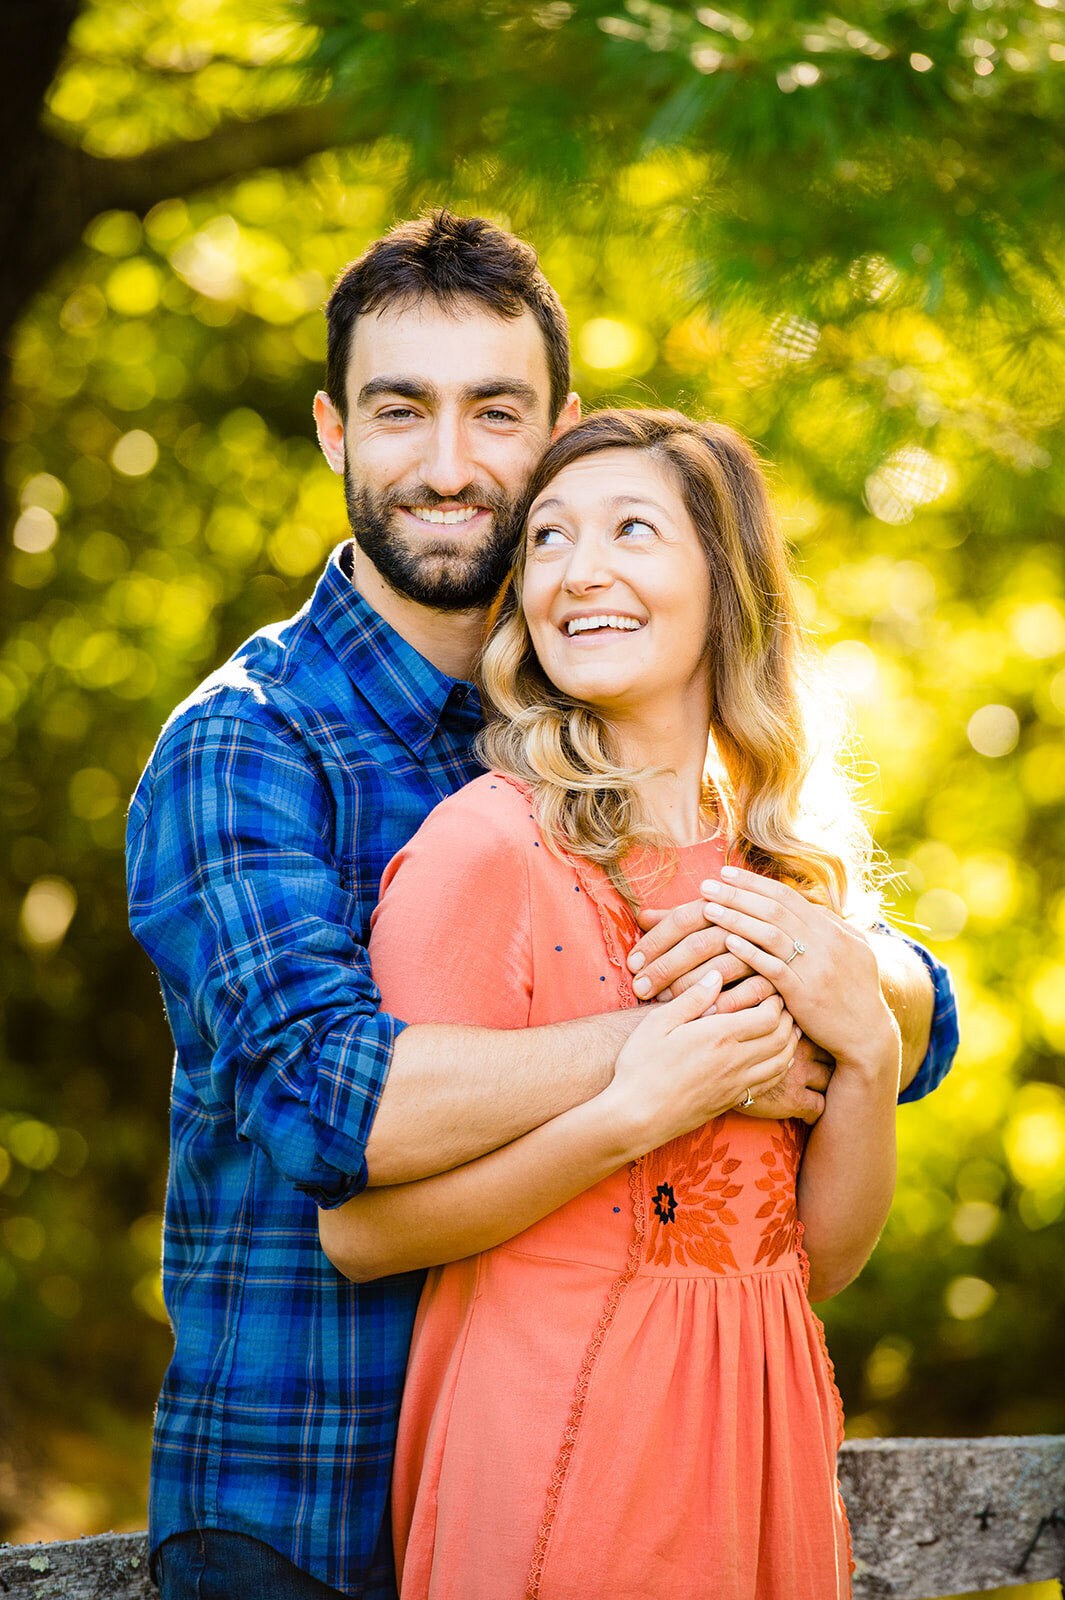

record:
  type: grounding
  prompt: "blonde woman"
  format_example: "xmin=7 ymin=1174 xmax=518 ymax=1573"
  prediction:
xmin=319 ymin=410 xmax=901 ymax=1599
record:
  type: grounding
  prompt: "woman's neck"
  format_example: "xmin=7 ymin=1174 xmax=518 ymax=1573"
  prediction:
xmin=612 ymin=692 xmax=713 ymax=848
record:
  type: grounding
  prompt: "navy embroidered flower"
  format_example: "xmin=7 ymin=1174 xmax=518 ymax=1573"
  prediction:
xmin=652 ymin=1183 xmax=677 ymax=1224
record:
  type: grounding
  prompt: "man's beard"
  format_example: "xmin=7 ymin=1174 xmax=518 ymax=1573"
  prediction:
xmin=344 ymin=467 xmax=523 ymax=612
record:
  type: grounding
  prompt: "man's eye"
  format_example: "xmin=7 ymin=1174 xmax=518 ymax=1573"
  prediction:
xmin=379 ymin=407 xmax=417 ymax=421
xmin=482 ymin=409 xmax=519 ymax=423
xmin=530 ymin=526 xmax=567 ymax=547
xmin=619 ymin=518 xmax=657 ymax=539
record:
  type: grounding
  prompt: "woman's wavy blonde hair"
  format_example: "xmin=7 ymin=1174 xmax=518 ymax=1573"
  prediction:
xmin=479 ymin=408 xmax=880 ymax=921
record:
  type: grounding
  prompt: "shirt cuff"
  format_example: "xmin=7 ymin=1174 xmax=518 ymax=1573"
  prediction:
xmin=877 ymin=926 xmax=960 ymax=1103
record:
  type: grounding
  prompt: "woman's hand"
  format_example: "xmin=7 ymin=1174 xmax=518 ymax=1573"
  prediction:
xmin=699 ymin=866 xmax=900 ymax=1082
xmin=602 ymin=973 xmax=800 ymax=1155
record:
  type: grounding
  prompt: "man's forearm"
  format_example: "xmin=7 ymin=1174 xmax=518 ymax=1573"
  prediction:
xmin=363 ymin=1009 xmax=643 ymax=1186
xmin=868 ymin=931 xmax=935 ymax=1090
xmin=323 ymin=1084 xmax=641 ymax=1279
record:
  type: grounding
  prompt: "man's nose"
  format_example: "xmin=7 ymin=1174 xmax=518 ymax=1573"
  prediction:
xmin=419 ymin=417 xmax=478 ymax=498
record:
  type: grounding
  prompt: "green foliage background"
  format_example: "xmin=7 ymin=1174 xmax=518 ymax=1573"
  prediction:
xmin=2 ymin=0 xmax=1064 ymax=1571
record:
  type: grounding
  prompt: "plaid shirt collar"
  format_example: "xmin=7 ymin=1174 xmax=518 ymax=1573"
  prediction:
xmin=308 ymin=541 xmax=482 ymax=759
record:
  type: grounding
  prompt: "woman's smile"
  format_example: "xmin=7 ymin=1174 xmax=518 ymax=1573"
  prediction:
xmin=559 ymin=610 xmax=648 ymax=641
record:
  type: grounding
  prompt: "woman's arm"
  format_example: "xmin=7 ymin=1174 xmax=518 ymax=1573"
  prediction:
xmin=321 ymin=1084 xmax=638 ymax=1281
xmin=321 ymin=979 xmax=801 ymax=1281
xmin=795 ymin=1025 xmax=899 ymax=1302
xmin=665 ymin=864 xmax=902 ymax=1298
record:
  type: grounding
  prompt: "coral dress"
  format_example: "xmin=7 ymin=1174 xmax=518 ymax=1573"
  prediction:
xmin=369 ymin=773 xmax=851 ymax=1600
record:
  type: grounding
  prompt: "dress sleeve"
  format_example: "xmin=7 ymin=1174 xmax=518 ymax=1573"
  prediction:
xmin=369 ymin=788 xmax=534 ymax=1031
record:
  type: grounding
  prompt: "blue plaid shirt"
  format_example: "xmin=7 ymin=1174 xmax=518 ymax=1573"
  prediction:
xmin=127 ymin=542 xmax=958 ymax=1596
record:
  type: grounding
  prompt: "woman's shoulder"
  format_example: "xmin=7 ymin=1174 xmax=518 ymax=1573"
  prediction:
xmin=416 ymin=771 xmax=538 ymax=845
xmin=378 ymin=773 xmax=539 ymax=905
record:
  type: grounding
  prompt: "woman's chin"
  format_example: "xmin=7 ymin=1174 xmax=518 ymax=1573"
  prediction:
xmin=554 ymin=677 xmax=644 ymax=715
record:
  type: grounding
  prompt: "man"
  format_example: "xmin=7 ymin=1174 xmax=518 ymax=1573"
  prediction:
xmin=127 ymin=210 xmax=957 ymax=1600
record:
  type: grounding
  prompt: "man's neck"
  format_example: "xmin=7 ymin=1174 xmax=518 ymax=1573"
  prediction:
xmin=348 ymin=548 xmax=486 ymax=682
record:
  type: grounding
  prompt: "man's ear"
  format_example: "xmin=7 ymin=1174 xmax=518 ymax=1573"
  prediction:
xmin=314 ymin=391 xmax=346 ymax=475
xmin=551 ymin=391 xmax=581 ymax=440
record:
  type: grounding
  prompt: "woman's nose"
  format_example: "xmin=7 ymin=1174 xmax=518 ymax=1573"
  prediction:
xmin=561 ymin=539 xmax=612 ymax=594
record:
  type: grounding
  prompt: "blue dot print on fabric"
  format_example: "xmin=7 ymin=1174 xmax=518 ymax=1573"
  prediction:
xmin=613 ymin=1207 xmax=621 ymax=1214
xmin=600 ymin=976 xmax=606 ymax=982
xmin=555 ymin=945 xmax=563 ymax=952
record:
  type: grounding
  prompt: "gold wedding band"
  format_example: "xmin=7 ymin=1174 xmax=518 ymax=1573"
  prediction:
xmin=737 ymin=1087 xmax=754 ymax=1110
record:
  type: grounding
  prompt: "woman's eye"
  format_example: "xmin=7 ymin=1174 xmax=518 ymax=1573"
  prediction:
xmin=619 ymin=518 xmax=657 ymax=540
xmin=530 ymin=526 xmax=568 ymax=548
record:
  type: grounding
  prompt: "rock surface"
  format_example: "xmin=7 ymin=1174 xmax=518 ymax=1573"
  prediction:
xmin=2 ymin=1438 xmax=1063 ymax=1597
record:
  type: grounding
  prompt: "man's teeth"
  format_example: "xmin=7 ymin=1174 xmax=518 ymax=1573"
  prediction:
xmin=566 ymin=615 xmax=643 ymax=635
xmin=407 ymin=506 xmax=482 ymax=525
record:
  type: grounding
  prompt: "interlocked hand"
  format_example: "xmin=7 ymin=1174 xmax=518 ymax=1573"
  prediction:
xmin=698 ymin=865 xmax=898 ymax=1072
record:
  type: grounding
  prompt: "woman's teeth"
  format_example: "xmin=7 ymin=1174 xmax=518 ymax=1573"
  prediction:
xmin=566 ymin=615 xmax=643 ymax=635
xmin=407 ymin=506 xmax=482 ymax=524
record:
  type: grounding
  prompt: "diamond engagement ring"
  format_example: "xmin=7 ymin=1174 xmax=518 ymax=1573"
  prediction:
xmin=784 ymin=939 xmax=806 ymax=965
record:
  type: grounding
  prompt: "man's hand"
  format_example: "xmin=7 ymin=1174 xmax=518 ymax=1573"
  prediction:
xmin=744 ymin=1035 xmax=833 ymax=1126
xmin=627 ymin=900 xmax=757 ymax=1000
xmin=698 ymin=865 xmax=899 ymax=1076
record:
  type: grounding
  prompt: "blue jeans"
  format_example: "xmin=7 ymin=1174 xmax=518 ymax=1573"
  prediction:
xmin=154 ymin=1529 xmax=359 ymax=1599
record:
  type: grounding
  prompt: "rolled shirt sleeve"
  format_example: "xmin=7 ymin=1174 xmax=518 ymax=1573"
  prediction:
xmin=876 ymin=924 xmax=960 ymax=1104
xmin=127 ymin=709 xmax=404 ymax=1204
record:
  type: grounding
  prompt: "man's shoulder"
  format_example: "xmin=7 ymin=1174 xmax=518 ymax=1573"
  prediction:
xmin=152 ymin=609 xmax=345 ymax=755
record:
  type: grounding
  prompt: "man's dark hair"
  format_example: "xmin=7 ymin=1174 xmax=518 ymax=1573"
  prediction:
xmin=324 ymin=209 xmax=570 ymax=423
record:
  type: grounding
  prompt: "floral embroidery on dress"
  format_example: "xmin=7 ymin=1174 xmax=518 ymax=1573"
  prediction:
xmin=644 ymin=1116 xmax=742 ymax=1271
xmin=753 ymin=1121 xmax=808 ymax=1267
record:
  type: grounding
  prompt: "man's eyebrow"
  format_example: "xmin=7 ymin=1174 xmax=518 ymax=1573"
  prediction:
xmin=357 ymin=377 xmax=440 ymax=407
xmin=356 ymin=376 xmax=542 ymax=410
xmin=462 ymin=379 xmax=541 ymax=408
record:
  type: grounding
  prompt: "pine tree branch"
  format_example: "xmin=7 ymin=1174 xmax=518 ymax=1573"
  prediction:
xmin=3 ymin=99 xmax=353 ymax=334
xmin=67 ymin=98 xmax=351 ymax=221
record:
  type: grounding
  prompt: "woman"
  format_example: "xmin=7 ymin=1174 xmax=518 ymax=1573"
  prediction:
xmin=319 ymin=409 xmax=901 ymax=1599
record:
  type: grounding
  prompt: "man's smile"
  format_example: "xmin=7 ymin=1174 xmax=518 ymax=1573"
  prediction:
xmin=401 ymin=504 xmax=487 ymax=525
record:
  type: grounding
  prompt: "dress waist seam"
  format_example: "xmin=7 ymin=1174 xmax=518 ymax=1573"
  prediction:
xmin=495 ymin=1244 xmax=807 ymax=1282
